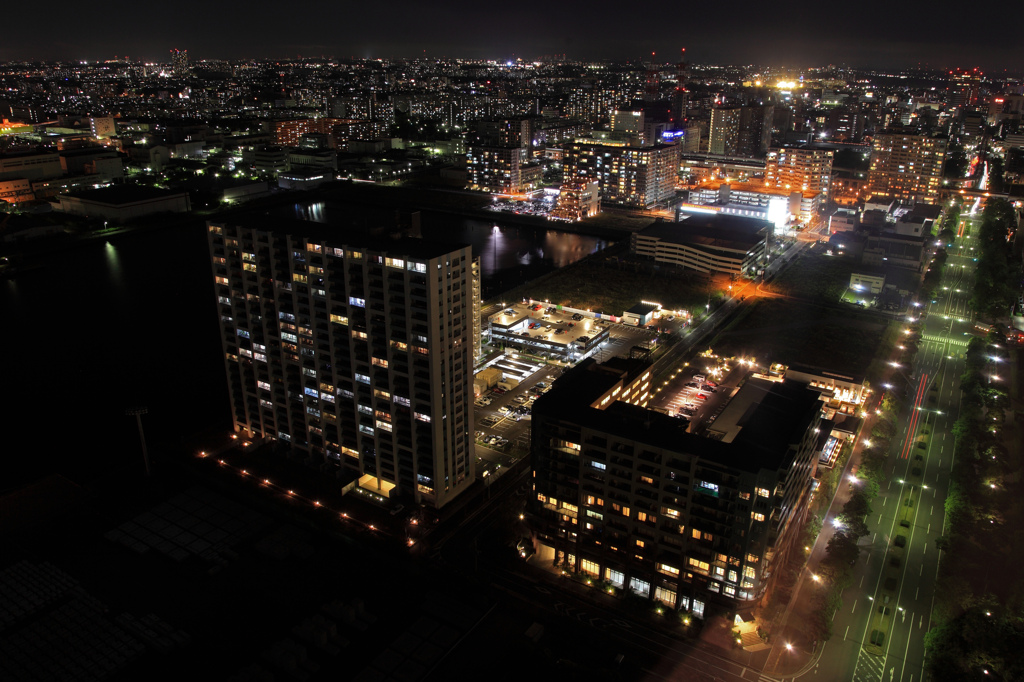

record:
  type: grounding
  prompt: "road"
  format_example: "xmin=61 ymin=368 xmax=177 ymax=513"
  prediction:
xmin=801 ymin=223 xmax=978 ymax=682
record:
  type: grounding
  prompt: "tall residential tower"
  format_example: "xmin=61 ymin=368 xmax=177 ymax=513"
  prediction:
xmin=208 ymin=216 xmax=477 ymax=509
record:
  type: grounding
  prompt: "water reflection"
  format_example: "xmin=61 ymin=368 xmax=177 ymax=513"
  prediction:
xmin=282 ymin=200 xmax=609 ymax=296
xmin=294 ymin=201 xmax=326 ymax=223
xmin=104 ymin=241 xmax=122 ymax=284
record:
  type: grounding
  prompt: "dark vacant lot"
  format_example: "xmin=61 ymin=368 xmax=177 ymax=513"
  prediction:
xmin=712 ymin=299 xmax=892 ymax=378
xmin=504 ymin=258 xmax=717 ymax=316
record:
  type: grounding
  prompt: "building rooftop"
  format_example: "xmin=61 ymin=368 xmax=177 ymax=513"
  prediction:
xmin=625 ymin=302 xmax=659 ymax=316
xmin=213 ymin=213 xmax=470 ymax=261
xmin=535 ymin=359 xmax=821 ymax=474
xmin=641 ymin=216 xmax=770 ymax=249
xmin=64 ymin=185 xmax=187 ymax=205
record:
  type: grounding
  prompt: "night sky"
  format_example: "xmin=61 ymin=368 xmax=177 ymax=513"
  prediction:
xmin=4 ymin=0 xmax=1021 ymax=71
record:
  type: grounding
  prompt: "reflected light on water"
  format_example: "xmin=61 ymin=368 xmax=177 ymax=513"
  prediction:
xmin=104 ymin=241 xmax=122 ymax=282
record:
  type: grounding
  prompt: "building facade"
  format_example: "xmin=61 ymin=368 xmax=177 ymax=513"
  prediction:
xmin=765 ymin=147 xmax=833 ymax=201
xmin=467 ymin=144 xmax=535 ymax=193
xmin=529 ymin=359 xmax=821 ymax=615
xmin=709 ymin=105 xmax=773 ymax=157
xmin=208 ymin=218 xmax=477 ymax=509
xmin=562 ymin=141 xmax=680 ymax=209
xmin=632 ymin=217 xmax=770 ymax=277
xmin=866 ymin=132 xmax=948 ymax=205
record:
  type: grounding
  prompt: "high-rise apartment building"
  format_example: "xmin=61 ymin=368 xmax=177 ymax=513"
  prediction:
xmin=170 ymin=49 xmax=189 ymax=78
xmin=709 ymin=105 xmax=773 ymax=157
xmin=709 ymin=107 xmax=741 ymax=156
xmin=466 ymin=145 xmax=521 ymax=193
xmin=765 ymin=147 xmax=833 ymax=200
xmin=866 ymin=131 xmax=948 ymax=204
xmin=208 ymin=217 xmax=477 ymax=509
xmin=562 ymin=140 xmax=679 ymax=208
xmin=273 ymin=118 xmax=349 ymax=148
xmin=529 ymin=358 xmax=821 ymax=614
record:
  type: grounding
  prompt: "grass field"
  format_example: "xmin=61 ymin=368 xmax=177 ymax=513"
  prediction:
xmin=764 ymin=250 xmax=862 ymax=301
xmin=711 ymin=298 xmax=892 ymax=379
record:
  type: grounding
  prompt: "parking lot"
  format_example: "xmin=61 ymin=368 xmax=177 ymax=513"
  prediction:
xmin=473 ymin=358 xmax=562 ymax=478
xmin=474 ymin=304 xmax=700 ymax=473
xmin=649 ymin=356 xmax=746 ymax=433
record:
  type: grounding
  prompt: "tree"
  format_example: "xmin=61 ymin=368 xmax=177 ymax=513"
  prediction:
xmin=825 ymin=530 xmax=859 ymax=565
xmin=872 ymin=419 xmax=896 ymax=440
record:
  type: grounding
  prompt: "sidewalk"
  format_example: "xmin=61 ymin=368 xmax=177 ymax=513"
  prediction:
xmin=761 ymin=367 xmax=903 ymax=677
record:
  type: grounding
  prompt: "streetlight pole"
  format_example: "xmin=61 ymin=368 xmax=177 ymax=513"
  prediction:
xmin=126 ymin=406 xmax=151 ymax=476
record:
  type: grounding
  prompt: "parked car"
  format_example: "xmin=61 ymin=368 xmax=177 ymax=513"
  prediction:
xmin=695 ymin=394 xmax=707 ymax=401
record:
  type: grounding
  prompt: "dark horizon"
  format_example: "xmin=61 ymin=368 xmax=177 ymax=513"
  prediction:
xmin=3 ymin=0 xmax=1021 ymax=73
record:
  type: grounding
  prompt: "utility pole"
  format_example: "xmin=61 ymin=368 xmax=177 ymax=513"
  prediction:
xmin=126 ymin=406 xmax=151 ymax=476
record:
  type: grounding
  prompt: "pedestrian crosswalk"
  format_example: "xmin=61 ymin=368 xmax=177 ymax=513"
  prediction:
xmin=922 ymin=334 xmax=969 ymax=347
xmin=852 ymin=649 xmax=885 ymax=682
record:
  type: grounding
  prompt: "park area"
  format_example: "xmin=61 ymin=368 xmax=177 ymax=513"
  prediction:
xmin=711 ymin=298 xmax=897 ymax=380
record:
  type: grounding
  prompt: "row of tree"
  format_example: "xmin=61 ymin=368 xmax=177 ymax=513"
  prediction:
xmin=970 ymin=199 xmax=1023 ymax=318
xmin=806 ymin=381 xmax=905 ymax=641
xmin=924 ymin=337 xmax=1024 ymax=678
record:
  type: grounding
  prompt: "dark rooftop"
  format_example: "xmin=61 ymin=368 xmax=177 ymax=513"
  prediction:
xmin=213 ymin=213 xmax=470 ymax=261
xmin=65 ymin=185 xmax=188 ymax=205
xmin=641 ymin=215 xmax=770 ymax=249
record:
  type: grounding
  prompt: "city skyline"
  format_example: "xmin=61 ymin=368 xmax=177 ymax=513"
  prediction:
xmin=2 ymin=0 xmax=1022 ymax=72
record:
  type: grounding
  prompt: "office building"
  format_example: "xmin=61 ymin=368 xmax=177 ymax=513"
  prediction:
xmin=947 ymin=68 xmax=982 ymax=111
xmin=685 ymin=182 xmax=820 ymax=228
xmin=765 ymin=147 xmax=833 ymax=200
xmin=866 ymin=132 xmax=947 ymax=205
xmin=529 ymin=358 xmax=822 ymax=614
xmin=208 ymin=216 xmax=477 ymax=509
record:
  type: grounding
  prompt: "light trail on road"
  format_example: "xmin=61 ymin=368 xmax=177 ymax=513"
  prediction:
xmin=899 ymin=373 xmax=929 ymax=460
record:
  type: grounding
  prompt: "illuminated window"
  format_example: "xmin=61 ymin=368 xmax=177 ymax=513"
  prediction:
xmin=756 ymin=487 xmax=770 ymax=498
xmin=657 ymin=563 xmax=680 ymax=577
xmin=751 ymin=512 xmax=765 ymax=522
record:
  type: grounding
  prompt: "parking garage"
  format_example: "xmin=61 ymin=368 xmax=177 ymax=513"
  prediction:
xmin=487 ymin=303 xmax=611 ymax=361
